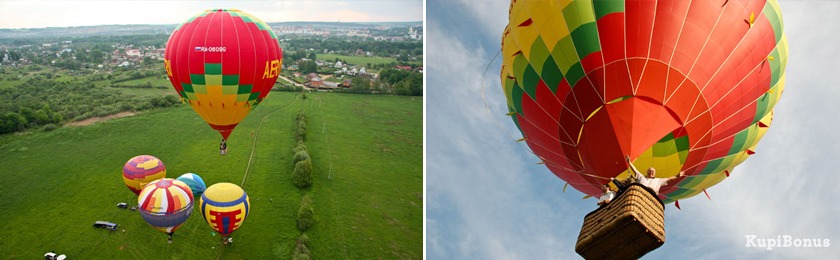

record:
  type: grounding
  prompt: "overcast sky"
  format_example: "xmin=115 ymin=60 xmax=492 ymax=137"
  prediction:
xmin=0 ymin=0 xmax=422 ymax=29
xmin=427 ymin=0 xmax=840 ymax=259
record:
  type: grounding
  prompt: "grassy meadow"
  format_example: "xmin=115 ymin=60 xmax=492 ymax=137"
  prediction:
xmin=0 ymin=91 xmax=422 ymax=259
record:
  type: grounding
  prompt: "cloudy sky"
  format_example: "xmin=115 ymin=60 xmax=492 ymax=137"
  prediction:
xmin=0 ymin=0 xmax=422 ymax=29
xmin=427 ymin=0 xmax=840 ymax=259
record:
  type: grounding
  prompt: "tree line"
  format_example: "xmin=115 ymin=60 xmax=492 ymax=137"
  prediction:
xmin=0 ymin=78 xmax=180 ymax=134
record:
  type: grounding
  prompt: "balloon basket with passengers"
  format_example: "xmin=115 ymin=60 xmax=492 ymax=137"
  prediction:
xmin=499 ymin=0 xmax=788 ymax=258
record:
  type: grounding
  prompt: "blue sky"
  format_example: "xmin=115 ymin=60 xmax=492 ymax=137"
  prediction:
xmin=0 ymin=0 xmax=422 ymax=29
xmin=426 ymin=0 xmax=840 ymax=259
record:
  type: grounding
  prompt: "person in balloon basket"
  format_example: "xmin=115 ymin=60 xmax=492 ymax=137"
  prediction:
xmin=597 ymin=184 xmax=616 ymax=207
xmin=624 ymin=155 xmax=684 ymax=195
xmin=220 ymin=139 xmax=228 ymax=155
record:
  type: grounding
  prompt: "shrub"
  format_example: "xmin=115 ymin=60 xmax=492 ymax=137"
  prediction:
xmin=42 ymin=123 xmax=58 ymax=131
xmin=292 ymin=233 xmax=312 ymax=260
xmin=293 ymin=149 xmax=310 ymax=165
xmin=293 ymin=141 xmax=307 ymax=153
xmin=297 ymin=196 xmax=314 ymax=231
xmin=293 ymin=159 xmax=313 ymax=188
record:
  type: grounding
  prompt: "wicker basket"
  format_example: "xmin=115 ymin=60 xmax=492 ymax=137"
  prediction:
xmin=575 ymin=183 xmax=665 ymax=260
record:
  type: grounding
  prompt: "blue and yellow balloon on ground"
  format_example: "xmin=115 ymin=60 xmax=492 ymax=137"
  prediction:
xmin=200 ymin=182 xmax=250 ymax=236
xmin=177 ymin=173 xmax=207 ymax=198
xmin=122 ymin=155 xmax=166 ymax=195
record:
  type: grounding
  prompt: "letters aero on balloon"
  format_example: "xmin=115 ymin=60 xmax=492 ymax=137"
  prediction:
xmin=500 ymin=0 xmax=787 ymax=203
xmin=164 ymin=9 xmax=283 ymax=140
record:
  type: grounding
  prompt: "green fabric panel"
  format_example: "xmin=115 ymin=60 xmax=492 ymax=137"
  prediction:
xmin=522 ymin=65 xmax=540 ymax=100
xmin=728 ymin=129 xmax=750 ymax=155
xmin=540 ymin=55 xmax=564 ymax=94
xmin=222 ymin=85 xmax=238 ymax=95
xmin=205 ymin=75 xmax=222 ymax=86
xmin=678 ymin=150 xmax=689 ymax=164
xmin=185 ymin=92 xmax=197 ymax=100
xmin=565 ymin=62 xmax=585 ymax=87
xmin=762 ymin=2 xmax=783 ymax=44
xmin=714 ymin=155 xmax=736 ymax=173
xmin=238 ymin=84 xmax=253 ymax=94
xmin=652 ymin=140 xmax=677 ymax=157
xmin=754 ymin=93 xmax=770 ymax=124
xmin=769 ymin=48 xmax=781 ymax=87
xmin=594 ymin=0 xmax=625 ymax=20
xmin=179 ymin=90 xmax=188 ymax=99
xmin=699 ymin=158 xmax=723 ymax=175
xmin=675 ymin=135 xmax=689 ymax=152
xmin=223 ymin=75 xmax=240 ymax=86
xmin=552 ymin=36 xmax=580 ymax=74
xmin=504 ymin=77 xmax=517 ymax=109
xmin=248 ymin=92 xmax=260 ymax=101
xmin=512 ymin=82 xmax=524 ymax=115
xmin=530 ymin=36 xmax=551 ymax=74
xmin=570 ymin=22 xmax=601 ymax=59
xmin=562 ymin=0 xmax=596 ymax=32
xmin=513 ymin=54 xmax=530 ymax=85
xmin=235 ymin=93 xmax=248 ymax=102
xmin=510 ymin=107 xmax=523 ymax=134
xmin=190 ymin=74 xmax=205 ymax=85
xmin=205 ymin=63 xmax=222 ymax=75
xmin=192 ymin=84 xmax=207 ymax=94
xmin=181 ymin=83 xmax=194 ymax=93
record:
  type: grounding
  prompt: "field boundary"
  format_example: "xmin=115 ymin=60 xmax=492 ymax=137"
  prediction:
xmin=242 ymin=94 xmax=300 ymax=188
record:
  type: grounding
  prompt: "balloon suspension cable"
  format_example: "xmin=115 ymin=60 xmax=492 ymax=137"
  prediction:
xmin=480 ymin=49 xmax=605 ymax=180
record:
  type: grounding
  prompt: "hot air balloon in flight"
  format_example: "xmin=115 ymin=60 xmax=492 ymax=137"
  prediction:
xmin=177 ymin=173 xmax=207 ymax=198
xmin=122 ymin=155 xmax=167 ymax=195
xmin=501 ymin=0 xmax=786 ymax=258
xmin=164 ymin=9 xmax=283 ymax=145
xmin=138 ymin=178 xmax=194 ymax=241
xmin=200 ymin=183 xmax=250 ymax=239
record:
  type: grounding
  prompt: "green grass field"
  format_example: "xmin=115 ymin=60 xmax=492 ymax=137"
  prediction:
xmin=316 ymin=53 xmax=395 ymax=66
xmin=0 ymin=92 xmax=422 ymax=259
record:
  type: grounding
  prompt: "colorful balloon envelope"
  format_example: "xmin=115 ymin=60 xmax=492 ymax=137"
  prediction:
xmin=164 ymin=9 xmax=283 ymax=140
xmin=500 ymin=0 xmax=787 ymax=202
xmin=176 ymin=173 xmax=207 ymax=198
xmin=122 ymin=155 xmax=167 ymax=195
xmin=138 ymin=178 xmax=194 ymax=233
xmin=200 ymin=183 xmax=250 ymax=236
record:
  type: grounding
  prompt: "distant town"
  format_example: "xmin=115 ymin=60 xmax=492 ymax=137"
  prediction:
xmin=0 ymin=22 xmax=422 ymax=134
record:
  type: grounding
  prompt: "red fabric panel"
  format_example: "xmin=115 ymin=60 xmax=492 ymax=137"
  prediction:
xmin=571 ymin=77 xmax=606 ymax=121
xmin=221 ymin=13 xmax=241 ymax=76
xmin=634 ymin=59 xmax=669 ymax=104
xmin=600 ymin=60 xmax=634 ymax=103
xmin=669 ymin=1 xmax=719 ymax=74
xmin=577 ymin=98 xmax=681 ymax=181
xmin=202 ymin=11 xmax=224 ymax=64
xmin=232 ymin=16 xmax=256 ymax=85
xmin=625 ymin=0 xmax=656 ymax=58
xmin=580 ymin=51 xmax=604 ymax=73
xmin=649 ymin=0 xmax=691 ymax=63
xmin=597 ymin=13 xmax=626 ymax=64
xmin=188 ymin=15 xmax=211 ymax=75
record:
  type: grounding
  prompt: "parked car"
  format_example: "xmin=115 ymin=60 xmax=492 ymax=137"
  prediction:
xmin=117 ymin=202 xmax=128 ymax=209
xmin=93 ymin=221 xmax=118 ymax=230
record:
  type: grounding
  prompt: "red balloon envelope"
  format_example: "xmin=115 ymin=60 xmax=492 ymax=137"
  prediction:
xmin=164 ymin=9 xmax=283 ymax=140
xmin=500 ymin=0 xmax=788 ymax=202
